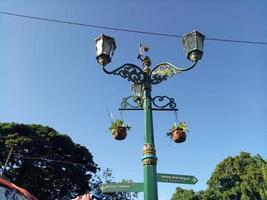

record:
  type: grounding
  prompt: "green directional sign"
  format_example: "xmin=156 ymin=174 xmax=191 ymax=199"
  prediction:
xmin=157 ymin=173 xmax=198 ymax=184
xmin=101 ymin=182 xmax=144 ymax=193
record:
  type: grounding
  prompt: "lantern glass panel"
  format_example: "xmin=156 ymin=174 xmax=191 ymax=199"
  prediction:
xmin=196 ymin=33 xmax=205 ymax=51
xmin=108 ymin=41 xmax=116 ymax=57
xmin=132 ymin=83 xmax=143 ymax=104
xmin=132 ymin=83 xmax=143 ymax=98
xmin=96 ymin=35 xmax=116 ymax=57
xmin=96 ymin=38 xmax=104 ymax=56
xmin=185 ymin=34 xmax=196 ymax=51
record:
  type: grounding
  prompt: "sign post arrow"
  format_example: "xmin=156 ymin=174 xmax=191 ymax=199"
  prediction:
xmin=101 ymin=182 xmax=144 ymax=193
xmin=101 ymin=173 xmax=198 ymax=194
xmin=157 ymin=173 xmax=198 ymax=184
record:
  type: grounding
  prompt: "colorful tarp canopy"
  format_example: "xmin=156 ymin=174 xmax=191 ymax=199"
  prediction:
xmin=72 ymin=193 xmax=91 ymax=200
xmin=72 ymin=193 xmax=103 ymax=200
xmin=0 ymin=177 xmax=38 ymax=200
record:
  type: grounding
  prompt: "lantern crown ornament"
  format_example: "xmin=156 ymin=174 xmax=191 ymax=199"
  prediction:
xmin=182 ymin=30 xmax=205 ymax=62
xmin=95 ymin=34 xmax=117 ymax=66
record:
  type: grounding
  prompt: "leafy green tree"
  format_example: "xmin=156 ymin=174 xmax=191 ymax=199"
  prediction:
xmin=260 ymin=165 xmax=267 ymax=199
xmin=171 ymin=152 xmax=267 ymax=200
xmin=0 ymin=122 xmax=98 ymax=200
xmin=203 ymin=152 xmax=267 ymax=200
xmin=171 ymin=187 xmax=201 ymax=200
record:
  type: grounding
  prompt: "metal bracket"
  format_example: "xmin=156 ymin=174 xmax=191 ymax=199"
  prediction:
xmin=119 ymin=95 xmax=178 ymax=111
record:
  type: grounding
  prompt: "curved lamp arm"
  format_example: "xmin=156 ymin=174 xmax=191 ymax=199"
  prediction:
xmin=149 ymin=61 xmax=198 ymax=85
xmin=102 ymin=63 xmax=145 ymax=84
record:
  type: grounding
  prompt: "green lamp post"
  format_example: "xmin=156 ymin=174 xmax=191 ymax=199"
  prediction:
xmin=95 ymin=30 xmax=205 ymax=200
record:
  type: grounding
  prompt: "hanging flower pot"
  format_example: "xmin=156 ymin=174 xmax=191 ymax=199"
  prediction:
xmin=113 ymin=126 xmax=127 ymax=140
xmin=108 ymin=119 xmax=131 ymax=140
xmin=166 ymin=122 xmax=189 ymax=143
xmin=171 ymin=128 xmax=187 ymax=143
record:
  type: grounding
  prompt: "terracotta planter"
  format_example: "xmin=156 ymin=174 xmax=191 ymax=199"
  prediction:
xmin=113 ymin=126 xmax=127 ymax=140
xmin=171 ymin=129 xmax=186 ymax=143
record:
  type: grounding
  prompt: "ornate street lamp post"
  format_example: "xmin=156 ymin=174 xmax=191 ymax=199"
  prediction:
xmin=95 ymin=31 xmax=205 ymax=200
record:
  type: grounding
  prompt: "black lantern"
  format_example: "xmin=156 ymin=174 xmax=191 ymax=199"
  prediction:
xmin=182 ymin=31 xmax=205 ymax=62
xmin=95 ymin=34 xmax=117 ymax=66
xmin=131 ymin=83 xmax=143 ymax=104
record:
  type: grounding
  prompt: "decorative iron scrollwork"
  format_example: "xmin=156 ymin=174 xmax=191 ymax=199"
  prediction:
xmin=152 ymin=96 xmax=177 ymax=110
xmin=102 ymin=63 xmax=145 ymax=84
xmin=119 ymin=95 xmax=178 ymax=111
xmin=121 ymin=96 xmax=143 ymax=109
xmin=149 ymin=61 xmax=197 ymax=85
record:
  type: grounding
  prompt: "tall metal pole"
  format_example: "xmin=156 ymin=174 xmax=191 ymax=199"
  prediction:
xmin=142 ymin=58 xmax=158 ymax=200
xmin=95 ymin=32 xmax=204 ymax=200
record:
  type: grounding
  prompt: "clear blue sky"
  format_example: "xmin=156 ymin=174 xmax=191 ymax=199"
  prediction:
xmin=0 ymin=1 xmax=267 ymax=199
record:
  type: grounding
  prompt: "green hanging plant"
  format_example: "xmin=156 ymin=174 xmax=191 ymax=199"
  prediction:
xmin=108 ymin=119 xmax=131 ymax=133
xmin=166 ymin=121 xmax=189 ymax=136
xmin=108 ymin=119 xmax=131 ymax=140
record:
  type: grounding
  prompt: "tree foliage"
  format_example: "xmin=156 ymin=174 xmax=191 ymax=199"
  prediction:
xmin=205 ymin=152 xmax=267 ymax=200
xmin=171 ymin=152 xmax=267 ymax=200
xmin=171 ymin=187 xmax=201 ymax=200
xmin=0 ymin=122 xmax=98 ymax=200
